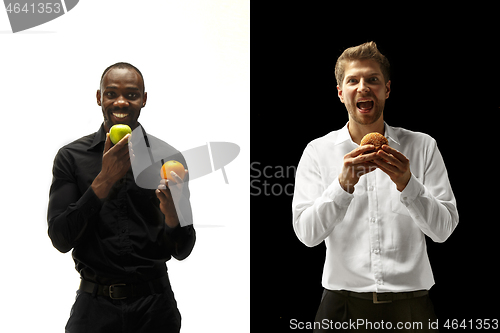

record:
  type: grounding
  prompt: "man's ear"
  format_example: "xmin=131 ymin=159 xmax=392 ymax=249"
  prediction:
xmin=96 ymin=90 xmax=102 ymax=106
xmin=142 ymin=92 xmax=147 ymax=107
xmin=385 ymin=80 xmax=391 ymax=99
xmin=337 ymin=85 xmax=345 ymax=103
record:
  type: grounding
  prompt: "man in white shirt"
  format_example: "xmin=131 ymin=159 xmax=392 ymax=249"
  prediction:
xmin=292 ymin=41 xmax=458 ymax=332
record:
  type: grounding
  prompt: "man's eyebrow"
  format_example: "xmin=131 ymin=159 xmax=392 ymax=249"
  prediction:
xmin=105 ymin=86 xmax=140 ymax=91
xmin=345 ymin=73 xmax=381 ymax=80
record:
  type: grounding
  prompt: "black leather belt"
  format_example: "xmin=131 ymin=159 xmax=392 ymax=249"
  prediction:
xmin=332 ymin=289 xmax=428 ymax=304
xmin=79 ymin=276 xmax=168 ymax=300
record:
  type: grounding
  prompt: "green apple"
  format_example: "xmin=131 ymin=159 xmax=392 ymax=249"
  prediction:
xmin=109 ymin=124 xmax=132 ymax=144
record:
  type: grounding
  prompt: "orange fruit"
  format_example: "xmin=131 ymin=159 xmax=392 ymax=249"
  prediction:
xmin=160 ymin=160 xmax=186 ymax=182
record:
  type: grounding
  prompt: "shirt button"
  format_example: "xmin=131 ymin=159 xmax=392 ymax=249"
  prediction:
xmin=377 ymin=280 xmax=383 ymax=285
xmin=370 ymin=218 xmax=376 ymax=224
xmin=372 ymin=249 xmax=380 ymax=254
xmin=368 ymin=186 xmax=374 ymax=191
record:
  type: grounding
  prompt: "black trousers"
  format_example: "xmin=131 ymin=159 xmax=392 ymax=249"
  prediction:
xmin=65 ymin=282 xmax=181 ymax=333
xmin=314 ymin=289 xmax=439 ymax=332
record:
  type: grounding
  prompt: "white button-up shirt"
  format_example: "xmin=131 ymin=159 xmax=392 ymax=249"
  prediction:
xmin=292 ymin=122 xmax=459 ymax=292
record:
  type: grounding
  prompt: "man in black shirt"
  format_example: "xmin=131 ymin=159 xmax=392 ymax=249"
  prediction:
xmin=48 ymin=62 xmax=195 ymax=332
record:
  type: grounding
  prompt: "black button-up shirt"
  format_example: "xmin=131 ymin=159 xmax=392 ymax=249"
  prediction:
xmin=47 ymin=123 xmax=196 ymax=285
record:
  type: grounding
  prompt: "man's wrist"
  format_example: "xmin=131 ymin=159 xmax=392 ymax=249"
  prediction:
xmin=91 ymin=173 xmax=114 ymax=199
xmin=339 ymin=177 xmax=356 ymax=194
xmin=396 ymin=172 xmax=412 ymax=192
xmin=164 ymin=211 xmax=180 ymax=228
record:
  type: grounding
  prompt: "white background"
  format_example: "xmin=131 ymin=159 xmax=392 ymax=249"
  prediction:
xmin=0 ymin=1 xmax=249 ymax=332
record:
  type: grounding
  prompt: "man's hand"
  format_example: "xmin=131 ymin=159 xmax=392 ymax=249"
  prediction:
xmin=156 ymin=169 xmax=188 ymax=228
xmin=339 ymin=145 xmax=380 ymax=193
xmin=91 ymin=133 xmax=133 ymax=199
xmin=373 ymin=145 xmax=411 ymax=192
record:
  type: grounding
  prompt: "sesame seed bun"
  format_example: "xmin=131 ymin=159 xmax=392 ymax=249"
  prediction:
xmin=360 ymin=132 xmax=388 ymax=154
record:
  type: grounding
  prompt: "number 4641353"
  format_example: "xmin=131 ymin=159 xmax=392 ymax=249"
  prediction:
xmin=6 ymin=2 xmax=62 ymax=14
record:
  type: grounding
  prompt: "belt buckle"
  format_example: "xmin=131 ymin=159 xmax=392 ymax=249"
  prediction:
xmin=109 ymin=284 xmax=127 ymax=300
xmin=373 ymin=292 xmax=392 ymax=304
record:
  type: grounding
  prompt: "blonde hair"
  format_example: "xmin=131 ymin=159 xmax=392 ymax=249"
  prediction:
xmin=335 ymin=41 xmax=390 ymax=87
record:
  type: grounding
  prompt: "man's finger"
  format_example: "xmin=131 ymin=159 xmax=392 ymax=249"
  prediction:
xmin=169 ymin=171 xmax=184 ymax=185
xmin=155 ymin=188 xmax=166 ymax=202
xmin=373 ymin=159 xmax=398 ymax=175
xmin=156 ymin=185 xmax=171 ymax=199
xmin=381 ymin=145 xmax=407 ymax=162
xmin=112 ymin=134 xmax=132 ymax=156
xmin=353 ymin=151 xmax=381 ymax=164
xmin=351 ymin=144 xmax=375 ymax=157
xmin=159 ymin=179 xmax=169 ymax=188
xmin=103 ymin=133 xmax=112 ymax=153
xmin=129 ymin=148 xmax=135 ymax=164
xmin=354 ymin=162 xmax=378 ymax=175
xmin=115 ymin=134 xmax=131 ymax=147
xmin=158 ymin=180 xmax=174 ymax=195
xmin=376 ymin=150 xmax=401 ymax=167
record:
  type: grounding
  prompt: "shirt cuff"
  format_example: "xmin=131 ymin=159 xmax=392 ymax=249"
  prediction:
xmin=323 ymin=177 xmax=354 ymax=207
xmin=77 ymin=186 xmax=103 ymax=219
xmin=399 ymin=173 xmax=424 ymax=207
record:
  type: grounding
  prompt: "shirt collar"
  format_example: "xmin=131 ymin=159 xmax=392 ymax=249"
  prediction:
xmin=88 ymin=123 xmax=107 ymax=151
xmin=384 ymin=122 xmax=400 ymax=146
xmin=334 ymin=122 xmax=353 ymax=146
xmin=334 ymin=121 xmax=401 ymax=147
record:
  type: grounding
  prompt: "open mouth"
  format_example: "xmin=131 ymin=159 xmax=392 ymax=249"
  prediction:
xmin=356 ymin=99 xmax=374 ymax=113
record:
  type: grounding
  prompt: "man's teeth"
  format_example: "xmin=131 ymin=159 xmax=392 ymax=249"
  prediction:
xmin=357 ymin=100 xmax=374 ymax=110
xmin=113 ymin=113 xmax=128 ymax=118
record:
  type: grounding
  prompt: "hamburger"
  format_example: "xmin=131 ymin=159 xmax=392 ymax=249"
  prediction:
xmin=360 ymin=132 xmax=388 ymax=154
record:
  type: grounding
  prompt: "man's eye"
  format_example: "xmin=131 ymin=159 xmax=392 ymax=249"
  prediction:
xmin=370 ymin=77 xmax=379 ymax=82
xmin=106 ymin=92 xmax=115 ymax=97
xmin=127 ymin=93 xmax=138 ymax=99
xmin=347 ymin=78 xmax=357 ymax=84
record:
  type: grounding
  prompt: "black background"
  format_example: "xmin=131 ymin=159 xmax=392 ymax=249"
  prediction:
xmin=251 ymin=4 xmax=499 ymax=332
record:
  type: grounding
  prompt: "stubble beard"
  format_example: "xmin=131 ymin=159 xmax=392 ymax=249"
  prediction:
xmin=346 ymin=100 xmax=384 ymax=126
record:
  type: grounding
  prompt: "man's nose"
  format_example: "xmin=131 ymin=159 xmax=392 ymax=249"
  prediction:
xmin=358 ymin=79 xmax=369 ymax=93
xmin=114 ymin=96 xmax=129 ymax=107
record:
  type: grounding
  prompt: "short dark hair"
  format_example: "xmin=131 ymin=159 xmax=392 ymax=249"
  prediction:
xmin=100 ymin=62 xmax=145 ymax=93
